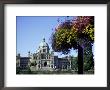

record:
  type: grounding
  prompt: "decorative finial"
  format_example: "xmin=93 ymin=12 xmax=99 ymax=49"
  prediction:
xmin=43 ymin=37 xmax=45 ymax=42
xmin=28 ymin=51 xmax=30 ymax=57
xmin=28 ymin=51 xmax=30 ymax=53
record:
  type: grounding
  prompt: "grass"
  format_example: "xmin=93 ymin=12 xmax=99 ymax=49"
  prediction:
xmin=17 ymin=69 xmax=94 ymax=74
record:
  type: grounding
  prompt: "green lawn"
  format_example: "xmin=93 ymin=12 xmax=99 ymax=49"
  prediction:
xmin=17 ymin=69 xmax=94 ymax=74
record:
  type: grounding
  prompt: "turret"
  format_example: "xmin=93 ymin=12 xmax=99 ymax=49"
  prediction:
xmin=17 ymin=53 xmax=20 ymax=59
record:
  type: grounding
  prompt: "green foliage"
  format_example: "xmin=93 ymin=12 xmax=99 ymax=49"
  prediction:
xmin=83 ymin=45 xmax=94 ymax=71
xmin=16 ymin=67 xmax=20 ymax=74
xmin=51 ymin=20 xmax=77 ymax=54
xmin=71 ymin=54 xmax=94 ymax=71
xmin=51 ymin=16 xmax=94 ymax=54
xmin=30 ymin=61 xmax=37 ymax=66
xmin=71 ymin=57 xmax=78 ymax=70
xmin=26 ymin=66 xmax=32 ymax=73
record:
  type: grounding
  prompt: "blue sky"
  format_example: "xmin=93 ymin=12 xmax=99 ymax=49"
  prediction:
xmin=16 ymin=16 xmax=93 ymax=57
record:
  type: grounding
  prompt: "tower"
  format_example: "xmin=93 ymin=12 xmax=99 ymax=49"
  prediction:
xmin=35 ymin=37 xmax=54 ymax=71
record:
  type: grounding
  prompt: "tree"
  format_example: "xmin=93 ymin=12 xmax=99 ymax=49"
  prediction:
xmin=71 ymin=56 xmax=78 ymax=70
xmin=51 ymin=16 xmax=94 ymax=74
xmin=83 ymin=45 xmax=94 ymax=71
xmin=16 ymin=66 xmax=21 ymax=74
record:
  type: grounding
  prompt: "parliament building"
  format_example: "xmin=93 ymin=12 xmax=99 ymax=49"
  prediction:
xmin=16 ymin=38 xmax=72 ymax=71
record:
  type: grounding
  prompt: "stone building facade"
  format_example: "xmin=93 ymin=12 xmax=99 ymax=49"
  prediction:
xmin=16 ymin=54 xmax=29 ymax=70
xmin=17 ymin=38 xmax=72 ymax=71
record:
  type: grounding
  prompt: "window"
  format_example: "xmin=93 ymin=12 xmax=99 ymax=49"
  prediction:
xmin=51 ymin=65 xmax=53 ymax=68
xmin=41 ymin=54 xmax=46 ymax=59
xmin=43 ymin=49 xmax=46 ymax=52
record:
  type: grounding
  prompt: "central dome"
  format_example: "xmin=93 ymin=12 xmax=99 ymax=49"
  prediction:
xmin=39 ymin=38 xmax=48 ymax=47
xmin=37 ymin=37 xmax=49 ymax=53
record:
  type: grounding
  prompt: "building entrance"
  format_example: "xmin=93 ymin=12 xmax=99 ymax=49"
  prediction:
xmin=44 ymin=62 xmax=47 ymax=67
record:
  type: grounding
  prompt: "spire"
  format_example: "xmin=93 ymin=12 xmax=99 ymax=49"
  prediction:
xmin=43 ymin=37 xmax=45 ymax=42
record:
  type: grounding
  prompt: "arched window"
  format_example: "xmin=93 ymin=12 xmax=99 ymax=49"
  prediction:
xmin=43 ymin=49 xmax=46 ymax=53
xmin=44 ymin=62 xmax=47 ymax=67
xmin=51 ymin=65 xmax=53 ymax=68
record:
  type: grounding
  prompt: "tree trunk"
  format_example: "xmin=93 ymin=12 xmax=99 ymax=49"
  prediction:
xmin=78 ymin=45 xmax=83 ymax=74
